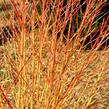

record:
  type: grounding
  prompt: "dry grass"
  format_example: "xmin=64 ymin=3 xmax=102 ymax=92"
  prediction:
xmin=0 ymin=0 xmax=109 ymax=109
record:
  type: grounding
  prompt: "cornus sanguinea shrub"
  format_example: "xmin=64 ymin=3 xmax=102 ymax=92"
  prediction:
xmin=0 ymin=0 xmax=109 ymax=109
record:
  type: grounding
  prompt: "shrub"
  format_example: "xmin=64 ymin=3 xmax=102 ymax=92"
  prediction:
xmin=0 ymin=0 xmax=109 ymax=109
